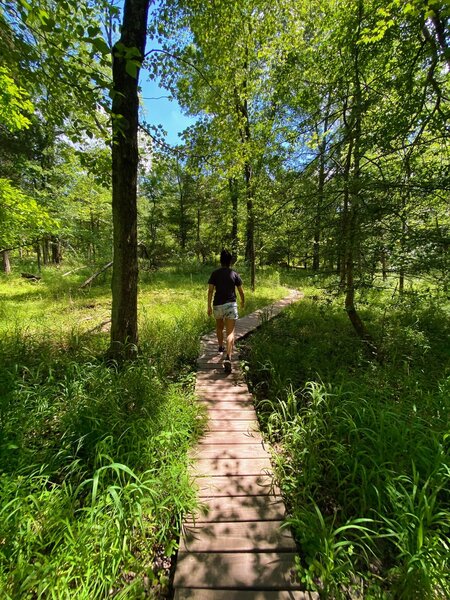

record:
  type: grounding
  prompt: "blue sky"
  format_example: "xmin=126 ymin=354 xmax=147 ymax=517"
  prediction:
xmin=140 ymin=76 xmax=196 ymax=146
xmin=115 ymin=0 xmax=196 ymax=146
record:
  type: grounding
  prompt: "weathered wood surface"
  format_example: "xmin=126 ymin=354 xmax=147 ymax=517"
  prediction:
xmin=186 ymin=495 xmax=287 ymax=523
xmin=192 ymin=456 xmax=272 ymax=477
xmin=175 ymin=552 xmax=300 ymax=589
xmin=172 ymin=291 xmax=317 ymax=598
xmin=175 ymin=591 xmax=316 ymax=600
xmin=181 ymin=521 xmax=296 ymax=552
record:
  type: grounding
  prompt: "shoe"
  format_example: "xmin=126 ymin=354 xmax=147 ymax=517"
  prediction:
xmin=223 ymin=356 xmax=232 ymax=373
xmin=218 ymin=346 xmax=225 ymax=353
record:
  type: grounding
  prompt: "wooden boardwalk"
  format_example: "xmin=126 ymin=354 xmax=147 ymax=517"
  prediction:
xmin=173 ymin=291 xmax=318 ymax=600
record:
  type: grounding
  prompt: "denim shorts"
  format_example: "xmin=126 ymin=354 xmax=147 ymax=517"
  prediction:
xmin=213 ymin=302 xmax=239 ymax=320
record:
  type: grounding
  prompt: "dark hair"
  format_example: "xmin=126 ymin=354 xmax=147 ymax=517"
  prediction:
xmin=220 ymin=248 xmax=233 ymax=267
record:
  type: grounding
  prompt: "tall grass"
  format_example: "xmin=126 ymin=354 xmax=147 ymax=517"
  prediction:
xmin=242 ymin=281 xmax=450 ymax=599
xmin=0 ymin=339 xmax=203 ymax=598
xmin=0 ymin=262 xmax=288 ymax=598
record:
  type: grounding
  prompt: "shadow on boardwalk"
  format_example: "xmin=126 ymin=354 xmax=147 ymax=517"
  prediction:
xmin=172 ymin=291 xmax=319 ymax=600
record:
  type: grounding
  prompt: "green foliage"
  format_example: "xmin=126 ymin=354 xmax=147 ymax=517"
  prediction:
xmin=243 ymin=276 xmax=450 ymax=598
xmin=0 ymin=66 xmax=34 ymax=132
xmin=0 ymin=340 xmax=203 ymax=598
xmin=0 ymin=179 xmax=56 ymax=250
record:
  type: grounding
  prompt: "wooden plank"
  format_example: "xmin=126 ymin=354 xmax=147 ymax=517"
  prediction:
xmin=188 ymin=495 xmax=286 ymax=523
xmin=197 ymin=402 xmax=254 ymax=412
xmin=197 ymin=397 xmax=254 ymax=407
xmin=206 ymin=419 xmax=259 ymax=432
xmin=195 ymin=379 xmax=247 ymax=388
xmin=208 ymin=409 xmax=256 ymax=419
xmin=196 ymin=390 xmax=253 ymax=399
xmin=196 ymin=388 xmax=252 ymax=398
xmin=195 ymin=474 xmax=278 ymax=497
xmin=180 ymin=521 xmax=296 ymax=552
xmin=198 ymin=430 xmax=263 ymax=445
xmin=196 ymin=389 xmax=251 ymax=398
xmin=191 ymin=443 xmax=270 ymax=459
xmin=192 ymin=456 xmax=272 ymax=477
xmin=175 ymin=590 xmax=318 ymax=600
xmin=196 ymin=391 xmax=253 ymax=400
xmin=196 ymin=386 xmax=248 ymax=395
xmin=197 ymin=399 xmax=254 ymax=410
xmin=196 ymin=372 xmax=242 ymax=382
xmin=174 ymin=552 xmax=300 ymax=589
xmin=196 ymin=374 xmax=245 ymax=383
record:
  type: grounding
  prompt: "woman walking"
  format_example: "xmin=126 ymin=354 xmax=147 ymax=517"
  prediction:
xmin=207 ymin=249 xmax=245 ymax=373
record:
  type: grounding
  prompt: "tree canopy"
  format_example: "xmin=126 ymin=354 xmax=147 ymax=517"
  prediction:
xmin=0 ymin=0 xmax=448 ymax=347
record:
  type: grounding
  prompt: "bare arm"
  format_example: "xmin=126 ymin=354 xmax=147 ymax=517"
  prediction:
xmin=207 ymin=283 xmax=214 ymax=316
xmin=237 ymin=285 xmax=245 ymax=308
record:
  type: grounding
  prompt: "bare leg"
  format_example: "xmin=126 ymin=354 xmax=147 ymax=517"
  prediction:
xmin=225 ymin=318 xmax=236 ymax=359
xmin=215 ymin=318 xmax=224 ymax=349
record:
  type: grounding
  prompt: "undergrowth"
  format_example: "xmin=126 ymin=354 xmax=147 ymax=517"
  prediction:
xmin=0 ymin=262 xmax=287 ymax=598
xmin=242 ymin=280 xmax=450 ymax=599
xmin=0 ymin=340 xmax=204 ymax=599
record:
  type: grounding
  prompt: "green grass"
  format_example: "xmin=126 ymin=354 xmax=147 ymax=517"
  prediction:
xmin=0 ymin=261 xmax=288 ymax=599
xmin=242 ymin=275 xmax=450 ymax=599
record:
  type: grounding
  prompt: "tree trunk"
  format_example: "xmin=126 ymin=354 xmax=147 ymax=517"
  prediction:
xmin=196 ymin=207 xmax=201 ymax=261
xmin=430 ymin=10 xmax=450 ymax=70
xmin=399 ymin=155 xmax=411 ymax=295
xmin=313 ymin=103 xmax=330 ymax=271
xmin=234 ymin=74 xmax=256 ymax=290
xmin=51 ymin=236 xmax=62 ymax=264
xmin=176 ymin=162 xmax=187 ymax=250
xmin=2 ymin=250 xmax=11 ymax=274
xmin=42 ymin=237 xmax=49 ymax=265
xmin=343 ymin=0 xmax=380 ymax=358
xmin=90 ymin=210 xmax=96 ymax=262
xmin=381 ymin=248 xmax=387 ymax=281
xmin=244 ymin=161 xmax=256 ymax=290
xmin=229 ymin=177 xmax=239 ymax=258
xmin=109 ymin=0 xmax=150 ymax=359
xmin=339 ymin=139 xmax=353 ymax=290
xmin=35 ymin=242 xmax=41 ymax=272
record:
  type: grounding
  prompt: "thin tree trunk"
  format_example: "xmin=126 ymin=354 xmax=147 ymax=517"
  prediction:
xmin=229 ymin=177 xmax=239 ymax=258
xmin=176 ymin=162 xmax=187 ymax=250
xmin=42 ymin=237 xmax=49 ymax=265
xmin=90 ymin=210 xmax=96 ymax=262
xmin=109 ymin=0 xmax=150 ymax=359
xmin=234 ymin=65 xmax=256 ymax=290
xmin=51 ymin=236 xmax=62 ymax=264
xmin=381 ymin=248 xmax=387 ymax=281
xmin=244 ymin=161 xmax=256 ymax=290
xmin=2 ymin=250 xmax=11 ymax=274
xmin=430 ymin=10 xmax=450 ymax=70
xmin=313 ymin=102 xmax=330 ymax=271
xmin=35 ymin=243 xmax=41 ymax=273
xmin=196 ymin=207 xmax=201 ymax=261
xmin=343 ymin=0 xmax=380 ymax=358
xmin=399 ymin=154 xmax=411 ymax=295
xmin=339 ymin=139 xmax=353 ymax=289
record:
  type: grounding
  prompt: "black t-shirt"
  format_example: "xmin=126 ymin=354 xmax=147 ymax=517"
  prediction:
xmin=208 ymin=267 xmax=242 ymax=306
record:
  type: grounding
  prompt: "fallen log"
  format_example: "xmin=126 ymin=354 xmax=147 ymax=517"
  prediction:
xmin=21 ymin=272 xmax=41 ymax=281
xmin=79 ymin=261 xmax=113 ymax=289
